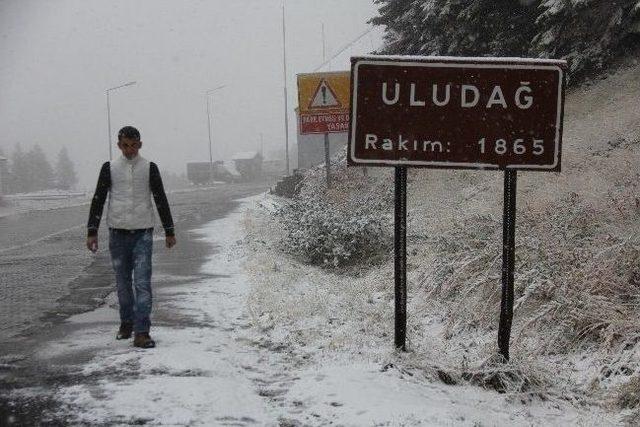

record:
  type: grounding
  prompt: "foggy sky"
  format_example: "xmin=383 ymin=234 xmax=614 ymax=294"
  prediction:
xmin=0 ymin=0 xmax=383 ymax=188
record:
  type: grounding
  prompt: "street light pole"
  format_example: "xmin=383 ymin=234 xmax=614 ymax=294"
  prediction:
xmin=107 ymin=92 xmax=112 ymax=160
xmin=206 ymin=85 xmax=226 ymax=183
xmin=281 ymin=2 xmax=290 ymax=175
xmin=206 ymin=95 xmax=212 ymax=165
xmin=106 ymin=81 xmax=137 ymax=160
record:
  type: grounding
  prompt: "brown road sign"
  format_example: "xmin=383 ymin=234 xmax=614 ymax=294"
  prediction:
xmin=348 ymin=56 xmax=567 ymax=171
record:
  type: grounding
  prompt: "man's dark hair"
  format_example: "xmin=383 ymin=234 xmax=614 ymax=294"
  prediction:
xmin=118 ymin=126 xmax=141 ymax=141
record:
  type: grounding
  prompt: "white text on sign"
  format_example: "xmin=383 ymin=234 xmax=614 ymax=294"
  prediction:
xmin=381 ymin=82 xmax=535 ymax=110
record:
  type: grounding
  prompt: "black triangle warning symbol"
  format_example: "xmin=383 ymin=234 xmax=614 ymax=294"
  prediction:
xmin=309 ymin=79 xmax=341 ymax=109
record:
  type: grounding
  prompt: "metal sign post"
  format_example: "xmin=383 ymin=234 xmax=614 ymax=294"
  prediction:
xmin=347 ymin=55 xmax=566 ymax=360
xmin=324 ymin=132 xmax=331 ymax=188
xmin=394 ymin=166 xmax=407 ymax=350
xmin=499 ymin=170 xmax=517 ymax=360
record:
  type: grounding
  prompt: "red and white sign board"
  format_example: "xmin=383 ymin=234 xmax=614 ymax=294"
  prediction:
xmin=299 ymin=111 xmax=350 ymax=134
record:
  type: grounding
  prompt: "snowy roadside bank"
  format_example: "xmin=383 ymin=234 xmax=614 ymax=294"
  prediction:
xmin=0 ymin=186 xmax=217 ymax=219
xmin=240 ymin=196 xmax=617 ymax=426
xmin=9 ymin=194 xmax=617 ymax=425
xmin=237 ymin=61 xmax=640 ymax=426
xmin=0 ymin=190 xmax=91 ymax=218
xmin=38 ymin=195 xmax=275 ymax=425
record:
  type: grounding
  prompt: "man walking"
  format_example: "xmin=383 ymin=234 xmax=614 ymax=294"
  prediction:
xmin=86 ymin=126 xmax=176 ymax=349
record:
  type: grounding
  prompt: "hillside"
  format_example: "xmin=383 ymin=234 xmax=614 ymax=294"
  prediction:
xmin=244 ymin=57 xmax=640 ymax=424
xmin=402 ymin=58 xmax=640 ymax=415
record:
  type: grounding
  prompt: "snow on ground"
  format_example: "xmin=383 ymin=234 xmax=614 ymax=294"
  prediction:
xmin=241 ymin=196 xmax=619 ymax=426
xmin=0 ymin=190 xmax=91 ymax=218
xmin=44 ymin=196 xmax=272 ymax=425
xmin=23 ymin=195 xmax=617 ymax=425
xmin=0 ymin=186 xmax=215 ymax=218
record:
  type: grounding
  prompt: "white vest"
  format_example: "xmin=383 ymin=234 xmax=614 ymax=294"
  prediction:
xmin=107 ymin=155 xmax=155 ymax=229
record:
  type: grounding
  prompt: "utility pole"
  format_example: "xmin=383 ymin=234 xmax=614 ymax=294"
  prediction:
xmin=260 ymin=133 xmax=264 ymax=157
xmin=281 ymin=2 xmax=290 ymax=175
xmin=322 ymin=23 xmax=326 ymax=62
xmin=206 ymin=85 xmax=226 ymax=183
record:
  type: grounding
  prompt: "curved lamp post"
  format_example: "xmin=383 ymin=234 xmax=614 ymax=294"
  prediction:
xmin=106 ymin=81 xmax=137 ymax=160
xmin=206 ymin=85 xmax=226 ymax=182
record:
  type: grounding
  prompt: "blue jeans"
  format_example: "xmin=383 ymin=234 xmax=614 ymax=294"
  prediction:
xmin=109 ymin=228 xmax=154 ymax=333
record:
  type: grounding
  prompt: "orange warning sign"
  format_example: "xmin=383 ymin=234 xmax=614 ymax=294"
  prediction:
xmin=309 ymin=79 xmax=341 ymax=109
xmin=297 ymin=71 xmax=350 ymax=134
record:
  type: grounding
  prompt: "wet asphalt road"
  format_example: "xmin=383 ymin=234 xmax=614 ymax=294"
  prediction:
xmin=0 ymin=182 xmax=271 ymax=425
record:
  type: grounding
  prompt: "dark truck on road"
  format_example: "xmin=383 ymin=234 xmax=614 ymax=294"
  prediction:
xmin=186 ymin=162 xmax=217 ymax=185
xmin=186 ymin=161 xmax=238 ymax=185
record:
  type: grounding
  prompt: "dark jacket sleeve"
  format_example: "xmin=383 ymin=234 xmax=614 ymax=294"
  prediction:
xmin=87 ymin=162 xmax=111 ymax=237
xmin=150 ymin=162 xmax=175 ymax=237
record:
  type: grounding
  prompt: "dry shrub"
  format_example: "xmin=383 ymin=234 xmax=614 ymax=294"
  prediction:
xmin=622 ymin=410 xmax=640 ymax=427
xmin=515 ymin=192 xmax=640 ymax=357
xmin=409 ymin=355 xmax=551 ymax=400
xmin=296 ymin=147 xmax=394 ymax=212
xmin=276 ymin=149 xmax=394 ymax=268
xmin=460 ymin=357 xmax=547 ymax=396
xmin=617 ymin=375 xmax=640 ymax=409
xmin=419 ymin=188 xmax=640 ymax=363
xmin=421 ymin=213 xmax=502 ymax=335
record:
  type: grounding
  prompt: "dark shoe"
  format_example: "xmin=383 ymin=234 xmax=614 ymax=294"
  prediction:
xmin=133 ymin=332 xmax=156 ymax=349
xmin=116 ymin=322 xmax=133 ymax=340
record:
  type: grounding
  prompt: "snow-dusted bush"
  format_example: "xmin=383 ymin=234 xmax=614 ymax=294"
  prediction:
xmin=277 ymin=197 xmax=388 ymax=267
xmin=276 ymin=149 xmax=393 ymax=268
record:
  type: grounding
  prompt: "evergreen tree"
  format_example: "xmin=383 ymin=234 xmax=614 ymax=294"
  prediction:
xmin=533 ymin=0 xmax=640 ymax=76
xmin=370 ymin=0 xmax=425 ymax=54
xmin=54 ymin=146 xmax=78 ymax=190
xmin=27 ymin=145 xmax=55 ymax=192
xmin=372 ymin=0 xmax=537 ymax=56
xmin=10 ymin=143 xmax=28 ymax=193
xmin=371 ymin=0 xmax=640 ymax=82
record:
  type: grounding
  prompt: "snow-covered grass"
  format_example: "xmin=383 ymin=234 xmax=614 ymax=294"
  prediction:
xmin=12 ymin=56 xmax=639 ymax=427
xmin=0 ymin=190 xmax=91 ymax=217
xmin=252 ymin=61 xmax=640 ymax=423
xmin=0 ymin=185 xmax=212 ymax=218
xmin=242 ymin=196 xmax=616 ymax=425
xmin=16 ymin=188 xmax=623 ymax=425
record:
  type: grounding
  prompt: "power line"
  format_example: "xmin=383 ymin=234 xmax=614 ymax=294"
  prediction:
xmin=313 ymin=26 xmax=376 ymax=72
